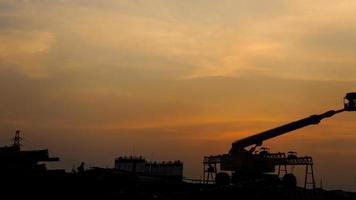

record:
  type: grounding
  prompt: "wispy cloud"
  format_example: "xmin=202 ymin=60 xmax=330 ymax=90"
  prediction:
xmin=1 ymin=0 xmax=356 ymax=81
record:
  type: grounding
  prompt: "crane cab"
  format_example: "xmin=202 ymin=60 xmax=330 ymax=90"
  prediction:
xmin=344 ymin=92 xmax=356 ymax=111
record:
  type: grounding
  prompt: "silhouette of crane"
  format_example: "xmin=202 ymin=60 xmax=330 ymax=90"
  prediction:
xmin=203 ymin=92 xmax=356 ymax=187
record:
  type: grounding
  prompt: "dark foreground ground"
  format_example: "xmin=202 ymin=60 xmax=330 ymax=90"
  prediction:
xmin=1 ymin=169 xmax=356 ymax=200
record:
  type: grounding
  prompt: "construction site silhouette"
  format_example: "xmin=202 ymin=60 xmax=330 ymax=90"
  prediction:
xmin=1 ymin=93 xmax=356 ymax=199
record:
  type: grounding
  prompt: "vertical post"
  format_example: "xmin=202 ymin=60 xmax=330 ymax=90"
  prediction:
xmin=203 ymin=161 xmax=206 ymax=183
xmin=13 ymin=130 xmax=22 ymax=150
xmin=304 ymin=164 xmax=309 ymax=189
xmin=311 ymin=164 xmax=316 ymax=189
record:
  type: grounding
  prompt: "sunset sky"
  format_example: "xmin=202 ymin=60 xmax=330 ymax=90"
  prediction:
xmin=1 ymin=0 xmax=356 ymax=191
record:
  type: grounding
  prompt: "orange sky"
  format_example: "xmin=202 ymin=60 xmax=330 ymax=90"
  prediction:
xmin=0 ymin=0 xmax=356 ymax=191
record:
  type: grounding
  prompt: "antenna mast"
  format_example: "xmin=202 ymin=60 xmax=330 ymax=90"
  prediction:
xmin=13 ymin=130 xmax=22 ymax=149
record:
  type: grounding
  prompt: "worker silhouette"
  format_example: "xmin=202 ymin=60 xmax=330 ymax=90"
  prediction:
xmin=77 ymin=162 xmax=85 ymax=173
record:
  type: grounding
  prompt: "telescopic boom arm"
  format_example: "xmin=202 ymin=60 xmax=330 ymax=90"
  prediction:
xmin=230 ymin=92 xmax=356 ymax=153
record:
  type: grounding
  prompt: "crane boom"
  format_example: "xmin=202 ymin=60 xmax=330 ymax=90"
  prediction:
xmin=229 ymin=92 xmax=356 ymax=153
xmin=231 ymin=108 xmax=345 ymax=152
xmin=210 ymin=92 xmax=356 ymax=181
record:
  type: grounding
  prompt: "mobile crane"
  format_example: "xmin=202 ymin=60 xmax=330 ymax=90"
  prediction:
xmin=205 ymin=92 xmax=356 ymax=185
